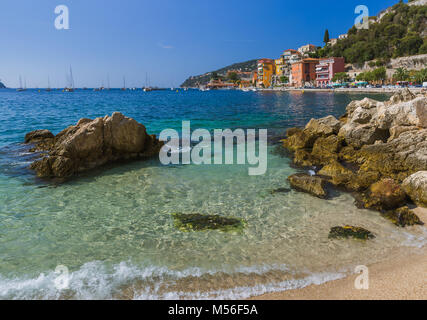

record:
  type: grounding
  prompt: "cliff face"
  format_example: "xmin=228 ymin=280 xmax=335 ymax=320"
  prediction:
xmin=0 ymin=81 xmax=6 ymax=89
xmin=346 ymin=54 xmax=427 ymax=78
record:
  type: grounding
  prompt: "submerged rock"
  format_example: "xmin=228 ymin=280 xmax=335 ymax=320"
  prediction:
xmin=288 ymin=173 xmax=328 ymax=199
xmin=329 ymin=226 xmax=375 ymax=240
xmin=382 ymin=206 xmax=424 ymax=227
xmin=402 ymin=171 xmax=427 ymax=208
xmin=270 ymin=187 xmax=292 ymax=195
xmin=171 ymin=213 xmax=246 ymax=233
xmin=26 ymin=112 xmax=163 ymax=179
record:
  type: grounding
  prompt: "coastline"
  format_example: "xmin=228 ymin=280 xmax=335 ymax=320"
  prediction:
xmin=257 ymin=87 xmax=426 ymax=94
xmin=250 ymin=208 xmax=427 ymax=300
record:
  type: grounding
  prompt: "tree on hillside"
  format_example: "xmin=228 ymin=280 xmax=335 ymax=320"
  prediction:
xmin=211 ymin=72 xmax=220 ymax=81
xmin=413 ymin=68 xmax=427 ymax=83
xmin=372 ymin=67 xmax=387 ymax=83
xmin=228 ymin=72 xmax=239 ymax=83
xmin=280 ymin=76 xmax=289 ymax=83
xmin=393 ymin=67 xmax=410 ymax=81
xmin=332 ymin=72 xmax=350 ymax=83
xmin=320 ymin=2 xmax=427 ymax=63
xmin=324 ymin=29 xmax=330 ymax=45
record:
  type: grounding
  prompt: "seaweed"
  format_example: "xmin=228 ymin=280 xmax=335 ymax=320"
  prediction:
xmin=329 ymin=226 xmax=375 ymax=240
xmin=171 ymin=213 xmax=246 ymax=233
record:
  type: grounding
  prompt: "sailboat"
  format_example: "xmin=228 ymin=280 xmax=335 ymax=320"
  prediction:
xmin=121 ymin=77 xmax=127 ymax=91
xmin=64 ymin=67 xmax=75 ymax=92
xmin=46 ymin=76 xmax=52 ymax=92
xmin=17 ymin=76 xmax=25 ymax=92
xmin=143 ymin=73 xmax=152 ymax=91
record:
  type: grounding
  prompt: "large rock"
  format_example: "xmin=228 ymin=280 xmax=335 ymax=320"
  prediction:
xmin=339 ymin=124 xmax=389 ymax=149
xmin=383 ymin=206 xmax=424 ymax=227
xmin=318 ymin=161 xmax=354 ymax=186
xmin=282 ymin=116 xmax=341 ymax=152
xmin=288 ymin=173 xmax=328 ymax=198
xmin=359 ymin=178 xmax=407 ymax=211
xmin=339 ymin=92 xmax=427 ymax=149
xmin=357 ymin=129 xmax=427 ymax=181
xmin=27 ymin=112 xmax=162 ymax=178
xmin=387 ymin=88 xmax=416 ymax=105
xmin=305 ymin=115 xmax=341 ymax=136
xmin=311 ymin=135 xmax=343 ymax=164
xmin=402 ymin=171 xmax=427 ymax=207
xmin=25 ymin=130 xmax=54 ymax=143
xmin=376 ymin=96 xmax=427 ymax=129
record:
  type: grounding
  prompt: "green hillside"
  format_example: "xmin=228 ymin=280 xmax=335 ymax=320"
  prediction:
xmin=181 ymin=59 xmax=257 ymax=87
xmin=315 ymin=1 xmax=427 ymax=64
xmin=0 ymin=81 xmax=5 ymax=89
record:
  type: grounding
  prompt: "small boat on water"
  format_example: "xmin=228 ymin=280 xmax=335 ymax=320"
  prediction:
xmin=46 ymin=77 xmax=52 ymax=92
xmin=121 ymin=76 xmax=127 ymax=91
xmin=64 ymin=67 xmax=75 ymax=92
xmin=17 ymin=76 xmax=26 ymax=92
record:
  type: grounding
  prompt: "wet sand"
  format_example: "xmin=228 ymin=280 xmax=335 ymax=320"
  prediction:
xmin=251 ymin=207 xmax=427 ymax=300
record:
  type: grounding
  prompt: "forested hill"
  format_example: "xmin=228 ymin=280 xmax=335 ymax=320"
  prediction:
xmin=0 ymin=81 xmax=6 ymax=89
xmin=181 ymin=59 xmax=257 ymax=87
xmin=316 ymin=1 xmax=427 ymax=64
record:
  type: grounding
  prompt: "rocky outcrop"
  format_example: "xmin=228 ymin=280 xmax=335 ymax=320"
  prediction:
xmin=280 ymin=89 xmax=427 ymax=227
xmin=26 ymin=112 xmax=163 ymax=179
xmin=402 ymin=171 xmax=427 ymax=207
xmin=357 ymin=179 xmax=407 ymax=211
xmin=329 ymin=226 xmax=375 ymax=240
xmin=288 ymin=173 xmax=328 ymax=198
xmin=338 ymin=90 xmax=427 ymax=150
xmin=283 ymin=115 xmax=341 ymax=152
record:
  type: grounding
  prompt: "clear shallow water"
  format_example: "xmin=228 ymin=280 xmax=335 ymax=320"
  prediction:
xmin=0 ymin=89 xmax=426 ymax=299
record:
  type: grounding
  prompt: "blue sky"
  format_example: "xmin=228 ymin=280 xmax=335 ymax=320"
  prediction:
xmin=0 ymin=0 xmax=402 ymax=88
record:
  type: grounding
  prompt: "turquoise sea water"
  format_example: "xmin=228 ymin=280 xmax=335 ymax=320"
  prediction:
xmin=0 ymin=89 xmax=426 ymax=299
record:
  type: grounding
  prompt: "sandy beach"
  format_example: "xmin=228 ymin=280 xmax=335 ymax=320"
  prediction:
xmin=251 ymin=207 xmax=427 ymax=300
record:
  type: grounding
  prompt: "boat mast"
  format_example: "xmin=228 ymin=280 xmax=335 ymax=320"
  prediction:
xmin=69 ymin=66 xmax=75 ymax=89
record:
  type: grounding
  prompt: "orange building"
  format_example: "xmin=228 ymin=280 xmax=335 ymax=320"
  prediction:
xmin=252 ymin=71 xmax=258 ymax=85
xmin=257 ymin=59 xmax=275 ymax=88
xmin=291 ymin=58 xmax=319 ymax=87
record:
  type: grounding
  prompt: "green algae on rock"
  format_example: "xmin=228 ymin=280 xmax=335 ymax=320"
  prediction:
xmin=359 ymin=178 xmax=407 ymax=211
xmin=171 ymin=213 xmax=246 ymax=233
xmin=382 ymin=206 xmax=424 ymax=227
xmin=329 ymin=226 xmax=375 ymax=240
